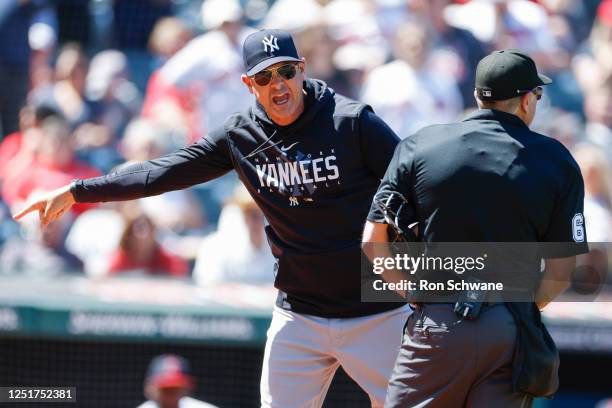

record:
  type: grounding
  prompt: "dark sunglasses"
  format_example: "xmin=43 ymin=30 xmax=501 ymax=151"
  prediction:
xmin=518 ymin=86 xmax=543 ymax=100
xmin=251 ymin=63 xmax=299 ymax=86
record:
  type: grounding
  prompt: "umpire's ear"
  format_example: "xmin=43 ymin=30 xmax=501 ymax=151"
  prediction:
xmin=241 ymin=74 xmax=255 ymax=95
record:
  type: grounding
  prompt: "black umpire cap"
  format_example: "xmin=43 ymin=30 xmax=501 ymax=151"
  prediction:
xmin=475 ymin=49 xmax=552 ymax=101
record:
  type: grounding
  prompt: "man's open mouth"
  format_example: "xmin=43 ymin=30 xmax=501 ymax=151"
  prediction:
xmin=272 ymin=94 xmax=289 ymax=105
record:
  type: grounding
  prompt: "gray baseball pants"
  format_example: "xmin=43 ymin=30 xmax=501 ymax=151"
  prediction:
xmin=385 ymin=303 xmax=533 ymax=408
xmin=260 ymin=304 xmax=412 ymax=408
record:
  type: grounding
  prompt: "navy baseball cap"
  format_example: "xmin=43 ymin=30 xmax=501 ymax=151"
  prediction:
xmin=146 ymin=354 xmax=194 ymax=389
xmin=475 ymin=49 xmax=552 ymax=101
xmin=243 ymin=29 xmax=301 ymax=76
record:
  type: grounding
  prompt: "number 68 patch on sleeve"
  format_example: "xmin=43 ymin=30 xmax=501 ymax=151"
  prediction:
xmin=572 ymin=213 xmax=585 ymax=242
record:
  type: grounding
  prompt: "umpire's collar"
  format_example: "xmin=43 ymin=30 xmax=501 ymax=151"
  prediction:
xmin=463 ymin=109 xmax=529 ymax=129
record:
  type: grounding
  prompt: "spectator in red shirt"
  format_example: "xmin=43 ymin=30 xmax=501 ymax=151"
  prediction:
xmin=107 ymin=213 xmax=189 ymax=278
xmin=2 ymin=116 xmax=100 ymax=214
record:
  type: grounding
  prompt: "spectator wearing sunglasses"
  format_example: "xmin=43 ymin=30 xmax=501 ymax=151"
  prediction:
xmin=14 ymin=28 xmax=409 ymax=408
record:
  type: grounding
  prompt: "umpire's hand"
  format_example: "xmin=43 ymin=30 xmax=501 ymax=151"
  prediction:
xmin=12 ymin=184 xmax=76 ymax=228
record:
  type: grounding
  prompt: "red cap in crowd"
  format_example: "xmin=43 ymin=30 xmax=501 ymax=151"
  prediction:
xmin=146 ymin=354 xmax=195 ymax=389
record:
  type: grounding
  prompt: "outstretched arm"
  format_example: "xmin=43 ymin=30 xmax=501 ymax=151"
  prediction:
xmin=72 ymin=129 xmax=233 ymax=203
xmin=13 ymin=127 xmax=234 ymax=227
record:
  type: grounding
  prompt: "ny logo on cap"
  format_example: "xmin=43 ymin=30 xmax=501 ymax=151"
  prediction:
xmin=262 ymin=35 xmax=279 ymax=53
xmin=482 ymin=90 xmax=492 ymax=97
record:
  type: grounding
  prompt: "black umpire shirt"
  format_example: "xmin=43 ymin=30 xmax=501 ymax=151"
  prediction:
xmin=368 ymin=109 xmax=589 ymax=254
xmin=72 ymin=79 xmax=403 ymax=318
xmin=368 ymin=108 xmax=589 ymax=397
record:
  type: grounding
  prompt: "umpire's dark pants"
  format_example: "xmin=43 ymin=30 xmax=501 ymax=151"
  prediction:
xmin=385 ymin=303 xmax=533 ymax=408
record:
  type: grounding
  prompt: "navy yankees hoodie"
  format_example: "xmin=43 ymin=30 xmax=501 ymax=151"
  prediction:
xmin=73 ymin=79 xmax=402 ymax=317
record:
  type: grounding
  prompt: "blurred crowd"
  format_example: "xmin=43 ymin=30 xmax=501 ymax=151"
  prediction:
xmin=0 ymin=0 xmax=611 ymax=285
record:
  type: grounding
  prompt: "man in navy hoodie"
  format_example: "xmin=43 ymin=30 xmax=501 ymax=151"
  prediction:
xmin=14 ymin=29 xmax=410 ymax=407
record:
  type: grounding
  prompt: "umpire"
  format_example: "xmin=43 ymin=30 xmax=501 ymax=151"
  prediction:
xmin=363 ymin=49 xmax=589 ymax=407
